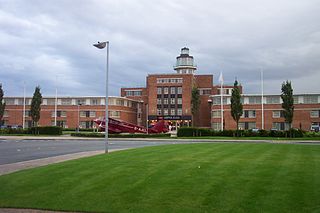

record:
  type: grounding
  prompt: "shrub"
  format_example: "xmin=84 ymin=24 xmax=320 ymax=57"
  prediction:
xmin=27 ymin=126 xmax=63 ymax=135
xmin=177 ymin=127 xmax=213 ymax=137
xmin=71 ymin=132 xmax=171 ymax=138
xmin=258 ymin=129 xmax=269 ymax=137
xmin=286 ymin=128 xmax=304 ymax=138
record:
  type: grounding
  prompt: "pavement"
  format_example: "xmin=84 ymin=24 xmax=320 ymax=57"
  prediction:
xmin=0 ymin=150 xmax=109 ymax=176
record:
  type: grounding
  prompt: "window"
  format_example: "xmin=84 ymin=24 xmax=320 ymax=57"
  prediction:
xmin=25 ymin=110 xmax=31 ymax=117
xmin=116 ymin=99 xmax=124 ymax=106
xmin=310 ymin=110 xmax=320 ymax=118
xmin=47 ymin=99 xmax=56 ymax=105
xmin=89 ymin=111 xmax=96 ymax=117
xmin=266 ymin=96 xmax=280 ymax=104
xmin=239 ymin=122 xmax=256 ymax=130
xmin=52 ymin=120 xmax=67 ymax=128
xmin=109 ymin=111 xmax=120 ymax=118
xmin=157 ymin=87 xmax=162 ymax=94
xmin=157 ymin=109 xmax=162 ymax=115
xmin=90 ymin=99 xmax=99 ymax=105
xmin=170 ymin=87 xmax=176 ymax=94
xmin=212 ymin=110 xmax=221 ymax=118
xmin=272 ymin=111 xmax=282 ymax=118
xmin=80 ymin=111 xmax=87 ymax=117
xmin=243 ymin=110 xmax=256 ymax=118
xmin=177 ymin=87 xmax=182 ymax=94
xmin=177 ymin=98 xmax=182 ymax=104
xmin=77 ymin=99 xmax=86 ymax=105
xmin=177 ymin=109 xmax=182 ymax=115
xmin=248 ymin=97 xmax=261 ymax=104
xmin=272 ymin=122 xmax=289 ymax=131
xmin=170 ymin=98 xmax=175 ymax=104
xmin=4 ymin=98 xmax=14 ymax=105
xmin=304 ymin=96 xmax=318 ymax=104
xmin=125 ymin=90 xmax=142 ymax=96
xmin=61 ymin=99 xmax=72 ymax=105
xmin=293 ymin=96 xmax=299 ymax=104
xmin=200 ymin=89 xmax=211 ymax=95
xmin=157 ymin=78 xmax=183 ymax=84
xmin=163 ymin=99 xmax=168 ymax=104
xmin=51 ymin=111 xmax=67 ymax=117
xmin=212 ymin=122 xmax=221 ymax=131
xmin=164 ymin=87 xmax=169 ymax=94
xmin=164 ymin=109 xmax=169 ymax=115
xmin=157 ymin=98 xmax=161 ymax=104
xmin=170 ymin=109 xmax=176 ymax=115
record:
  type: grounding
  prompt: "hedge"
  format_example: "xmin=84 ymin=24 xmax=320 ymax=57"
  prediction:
xmin=177 ymin=127 xmax=306 ymax=138
xmin=71 ymin=132 xmax=171 ymax=138
xmin=0 ymin=126 xmax=62 ymax=135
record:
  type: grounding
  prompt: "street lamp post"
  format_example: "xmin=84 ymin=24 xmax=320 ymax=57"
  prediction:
xmin=93 ymin=41 xmax=109 ymax=154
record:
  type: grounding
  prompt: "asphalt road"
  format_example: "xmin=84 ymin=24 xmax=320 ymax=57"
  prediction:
xmin=0 ymin=139 xmax=187 ymax=165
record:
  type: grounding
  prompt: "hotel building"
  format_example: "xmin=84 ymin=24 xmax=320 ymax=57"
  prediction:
xmin=1 ymin=47 xmax=320 ymax=131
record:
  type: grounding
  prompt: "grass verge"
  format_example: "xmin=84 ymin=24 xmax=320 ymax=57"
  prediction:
xmin=0 ymin=143 xmax=319 ymax=213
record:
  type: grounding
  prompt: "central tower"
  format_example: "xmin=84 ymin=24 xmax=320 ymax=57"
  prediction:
xmin=174 ymin=47 xmax=197 ymax=74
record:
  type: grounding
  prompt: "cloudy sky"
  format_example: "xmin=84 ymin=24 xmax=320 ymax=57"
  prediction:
xmin=1 ymin=0 xmax=320 ymax=97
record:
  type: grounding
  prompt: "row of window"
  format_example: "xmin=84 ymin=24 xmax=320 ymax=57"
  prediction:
xmin=212 ymin=122 xmax=291 ymax=131
xmin=156 ymin=78 xmax=183 ymax=84
xmin=157 ymin=109 xmax=183 ymax=116
xmin=2 ymin=110 xmax=121 ymax=118
xmin=125 ymin=90 xmax=142 ymax=97
xmin=157 ymin=98 xmax=182 ymax=105
xmin=212 ymin=110 xmax=320 ymax=118
xmin=3 ymin=98 xmax=138 ymax=108
xmin=157 ymin=87 xmax=182 ymax=95
xmin=212 ymin=95 xmax=320 ymax=105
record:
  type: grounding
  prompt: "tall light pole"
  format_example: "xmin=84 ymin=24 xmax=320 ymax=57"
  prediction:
xmin=93 ymin=41 xmax=109 ymax=154
xmin=146 ymin=103 xmax=148 ymax=134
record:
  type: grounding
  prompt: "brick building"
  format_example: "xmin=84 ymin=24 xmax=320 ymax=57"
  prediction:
xmin=2 ymin=96 xmax=142 ymax=129
xmin=2 ymin=47 xmax=319 ymax=132
xmin=210 ymin=94 xmax=320 ymax=131
xmin=121 ymin=47 xmax=226 ymax=128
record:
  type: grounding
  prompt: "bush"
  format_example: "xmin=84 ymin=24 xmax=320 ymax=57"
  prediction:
xmin=27 ymin=126 xmax=63 ymax=135
xmin=177 ymin=127 xmax=213 ymax=137
xmin=71 ymin=132 xmax=104 ymax=138
xmin=286 ymin=128 xmax=304 ymax=138
xmin=63 ymin=128 xmax=95 ymax=132
xmin=71 ymin=132 xmax=171 ymax=138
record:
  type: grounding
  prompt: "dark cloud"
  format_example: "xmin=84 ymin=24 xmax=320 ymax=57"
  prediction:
xmin=0 ymin=0 xmax=319 ymax=97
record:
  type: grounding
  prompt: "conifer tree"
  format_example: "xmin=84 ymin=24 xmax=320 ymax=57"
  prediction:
xmin=30 ymin=86 xmax=42 ymax=127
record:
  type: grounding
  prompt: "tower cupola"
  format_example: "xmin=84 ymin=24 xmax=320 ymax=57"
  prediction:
xmin=174 ymin=47 xmax=197 ymax=74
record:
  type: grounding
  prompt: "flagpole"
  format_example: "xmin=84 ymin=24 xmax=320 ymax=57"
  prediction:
xmin=221 ymin=82 xmax=223 ymax=131
xmin=23 ymin=81 xmax=26 ymax=129
xmin=54 ymin=76 xmax=58 ymax=126
xmin=219 ymin=72 xmax=224 ymax=131
xmin=261 ymin=69 xmax=264 ymax=130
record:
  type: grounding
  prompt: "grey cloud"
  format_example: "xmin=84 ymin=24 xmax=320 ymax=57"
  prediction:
xmin=0 ymin=0 xmax=319 ymax=97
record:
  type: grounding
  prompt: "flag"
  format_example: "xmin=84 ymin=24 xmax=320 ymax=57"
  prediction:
xmin=93 ymin=42 xmax=107 ymax=49
xmin=218 ymin=72 xmax=224 ymax=84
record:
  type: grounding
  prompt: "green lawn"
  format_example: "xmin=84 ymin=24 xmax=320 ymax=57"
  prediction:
xmin=0 ymin=143 xmax=319 ymax=213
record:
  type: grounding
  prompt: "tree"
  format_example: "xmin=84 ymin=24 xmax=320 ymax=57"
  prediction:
xmin=230 ymin=80 xmax=243 ymax=135
xmin=191 ymin=86 xmax=201 ymax=126
xmin=0 ymin=84 xmax=5 ymax=126
xmin=30 ymin=86 xmax=42 ymax=127
xmin=281 ymin=80 xmax=294 ymax=130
